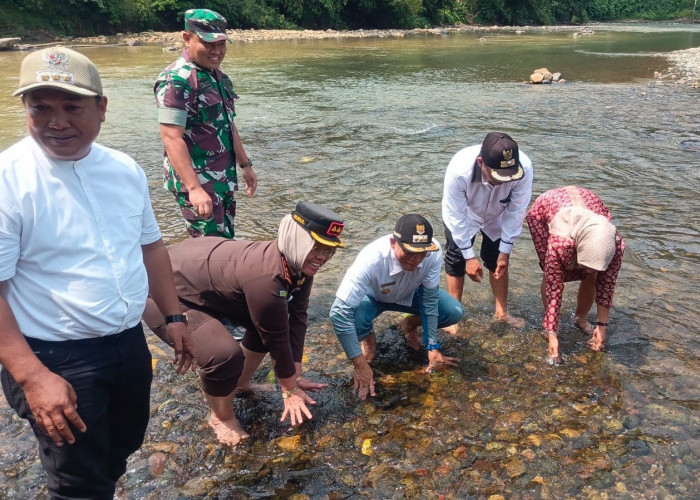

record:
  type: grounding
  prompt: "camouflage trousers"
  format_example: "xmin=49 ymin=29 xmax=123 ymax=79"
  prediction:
xmin=175 ymin=190 xmax=236 ymax=238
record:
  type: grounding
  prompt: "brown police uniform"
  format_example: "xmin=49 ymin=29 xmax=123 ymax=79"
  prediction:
xmin=143 ymin=236 xmax=312 ymax=394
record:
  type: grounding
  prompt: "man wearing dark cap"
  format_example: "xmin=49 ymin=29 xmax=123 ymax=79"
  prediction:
xmin=155 ymin=8 xmax=257 ymax=238
xmin=143 ymin=201 xmax=343 ymax=445
xmin=0 ymin=47 xmax=195 ymax=499
xmin=442 ymin=132 xmax=533 ymax=330
xmin=330 ymin=215 xmax=463 ymax=400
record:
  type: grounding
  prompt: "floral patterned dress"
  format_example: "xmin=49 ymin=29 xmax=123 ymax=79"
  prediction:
xmin=526 ymin=186 xmax=625 ymax=333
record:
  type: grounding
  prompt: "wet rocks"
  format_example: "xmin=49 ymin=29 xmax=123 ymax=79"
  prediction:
xmin=573 ymin=28 xmax=595 ymax=38
xmin=529 ymin=67 xmax=565 ymax=84
xmin=147 ymin=452 xmax=167 ymax=476
xmin=0 ymin=37 xmax=21 ymax=50
xmin=658 ymin=46 xmax=700 ymax=88
xmin=277 ymin=434 xmax=302 ymax=452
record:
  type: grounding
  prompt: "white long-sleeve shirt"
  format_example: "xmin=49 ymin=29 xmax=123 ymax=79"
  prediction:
xmin=332 ymin=234 xmax=442 ymax=358
xmin=442 ymin=144 xmax=533 ymax=260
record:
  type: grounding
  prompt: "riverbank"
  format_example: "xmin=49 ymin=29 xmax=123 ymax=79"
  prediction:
xmin=659 ymin=46 xmax=700 ymax=87
xmin=7 ymin=23 xmax=698 ymax=87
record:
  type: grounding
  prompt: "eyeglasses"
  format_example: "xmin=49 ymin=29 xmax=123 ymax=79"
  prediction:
xmin=311 ymin=244 xmax=336 ymax=259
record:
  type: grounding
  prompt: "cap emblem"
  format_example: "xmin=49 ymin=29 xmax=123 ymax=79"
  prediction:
xmin=411 ymin=224 xmax=428 ymax=243
xmin=500 ymin=149 xmax=516 ymax=168
xmin=44 ymin=50 xmax=70 ymax=67
xmin=327 ymin=221 xmax=344 ymax=237
xmin=37 ymin=50 xmax=74 ymax=85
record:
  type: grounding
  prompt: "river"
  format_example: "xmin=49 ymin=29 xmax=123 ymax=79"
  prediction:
xmin=0 ymin=23 xmax=698 ymax=499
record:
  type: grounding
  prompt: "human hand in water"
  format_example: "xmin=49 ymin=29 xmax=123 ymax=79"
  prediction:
xmin=546 ymin=331 xmax=561 ymax=365
xmin=296 ymin=376 xmax=328 ymax=393
xmin=280 ymin=387 xmax=316 ymax=426
xmin=588 ymin=325 xmax=606 ymax=351
xmin=425 ymin=350 xmax=460 ymax=373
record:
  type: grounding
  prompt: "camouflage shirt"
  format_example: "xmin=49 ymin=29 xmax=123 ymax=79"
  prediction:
xmin=154 ymin=48 xmax=239 ymax=195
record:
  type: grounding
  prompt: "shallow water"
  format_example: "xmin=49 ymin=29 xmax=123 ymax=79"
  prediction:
xmin=0 ymin=23 xmax=699 ymax=499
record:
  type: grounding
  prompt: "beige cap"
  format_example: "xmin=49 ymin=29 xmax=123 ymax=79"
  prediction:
xmin=13 ymin=46 xmax=103 ymax=97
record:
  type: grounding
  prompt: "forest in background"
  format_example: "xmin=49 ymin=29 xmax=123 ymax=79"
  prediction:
xmin=0 ymin=0 xmax=696 ymax=39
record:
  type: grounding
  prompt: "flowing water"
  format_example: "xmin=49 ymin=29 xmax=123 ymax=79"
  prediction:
xmin=0 ymin=23 xmax=698 ymax=499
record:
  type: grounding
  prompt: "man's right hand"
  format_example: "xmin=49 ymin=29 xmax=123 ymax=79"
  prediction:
xmin=166 ymin=322 xmax=197 ymax=375
xmin=352 ymin=361 xmax=376 ymax=400
xmin=22 ymin=370 xmax=86 ymax=446
xmin=188 ymin=186 xmax=213 ymax=219
xmin=466 ymin=258 xmax=483 ymax=283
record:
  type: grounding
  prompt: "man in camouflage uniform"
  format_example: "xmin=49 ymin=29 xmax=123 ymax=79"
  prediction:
xmin=155 ymin=8 xmax=257 ymax=238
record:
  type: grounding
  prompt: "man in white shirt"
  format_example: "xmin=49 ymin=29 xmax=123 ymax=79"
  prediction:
xmin=442 ymin=132 xmax=533 ymax=330
xmin=330 ymin=214 xmax=463 ymax=400
xmin=0 ymin=47 xmax=195 ymax=499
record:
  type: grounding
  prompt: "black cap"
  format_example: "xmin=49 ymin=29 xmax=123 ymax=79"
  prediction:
xmin=479 ymin=132 xmax=525 ymax=182
xmin=393 ymin=214 xmax=439 ymax=253
xmin=291 ymin=201 xmax=345 ymax=247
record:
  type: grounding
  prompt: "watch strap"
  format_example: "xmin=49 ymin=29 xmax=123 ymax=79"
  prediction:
xmin=164 ymin=314 xmax=188 ymax=325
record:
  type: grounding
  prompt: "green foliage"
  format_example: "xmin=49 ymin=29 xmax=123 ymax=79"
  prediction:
xmin=579 ymin=0 xmax=692 ymax=21
xmin=2 ymin=0 xmax=695 ymax=38
xmin=388 ymin=0 xmax=427 ymax=28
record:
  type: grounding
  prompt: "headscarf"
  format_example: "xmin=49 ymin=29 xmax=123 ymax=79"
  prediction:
xmin=278 ymin=214 xmax=315 ymax=275
xmin=549 ymin=206 xmax=617 ymax=271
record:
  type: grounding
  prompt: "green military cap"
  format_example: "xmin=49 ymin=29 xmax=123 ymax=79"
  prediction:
xmin=184 ymin=9 xmax=230 ymax=42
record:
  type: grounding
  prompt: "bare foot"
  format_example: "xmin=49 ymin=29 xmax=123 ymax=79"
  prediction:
xmin=360 ymin=332 xmax=377 ymax=363
xmin=492 ymin=313 xmax=525 ymax=329
xmin=208 ymin=413 xmax=250 ymax=447
xmin=574 ymin=317 xmax=595 ymax=335
xmin=398 ymin=315 xmax=421 ymax=350
xmin=233 ymin=382 xmax=275 ymax=397
xmin=442 ymin=324 xmax=460 ymax=335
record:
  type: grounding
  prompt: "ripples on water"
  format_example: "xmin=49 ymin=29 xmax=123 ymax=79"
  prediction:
xmin=0 ymin=25 xmax=698 ymax=498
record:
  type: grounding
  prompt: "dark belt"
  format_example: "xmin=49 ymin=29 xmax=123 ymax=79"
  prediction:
xmin=24 ymin=323 xmax=144 ymax=349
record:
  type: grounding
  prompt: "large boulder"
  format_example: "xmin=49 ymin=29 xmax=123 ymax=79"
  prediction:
xmin=530 ymin=67 xmax=557 ymax=84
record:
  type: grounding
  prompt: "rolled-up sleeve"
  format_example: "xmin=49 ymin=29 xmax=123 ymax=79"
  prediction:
xmin=419 ymin=285 xmax=439 ymax=346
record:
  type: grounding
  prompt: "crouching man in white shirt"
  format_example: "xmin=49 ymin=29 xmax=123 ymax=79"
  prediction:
xmin=330 ymin=214 xmax=464 ymax=400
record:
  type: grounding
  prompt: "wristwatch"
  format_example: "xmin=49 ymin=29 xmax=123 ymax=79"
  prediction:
xmin=238 ymin=159 xmax=253 ymax=168
xmin=281 ymin=386 xmax=298 ymax=399
xmin=164 ymin=314 xmax=188 ymax=325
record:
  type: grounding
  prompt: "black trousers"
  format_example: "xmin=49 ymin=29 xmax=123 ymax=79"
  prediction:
xmin=1 ymin=324 xmax=152 ymax=500
xmin=443 ymin=225 xmax=502 ymax=276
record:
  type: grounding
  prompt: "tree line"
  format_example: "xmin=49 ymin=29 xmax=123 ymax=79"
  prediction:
xmin=0 ymin=0 xmax=695 ymax=39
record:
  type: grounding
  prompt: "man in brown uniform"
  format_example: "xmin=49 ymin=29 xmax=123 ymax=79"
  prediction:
xmin=143 ymin=201 xmax=344 ymax=445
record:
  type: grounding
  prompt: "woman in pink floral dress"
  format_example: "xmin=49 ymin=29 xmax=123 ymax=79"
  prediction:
xmin=526 ymin=186 xmax=624 ymax=363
